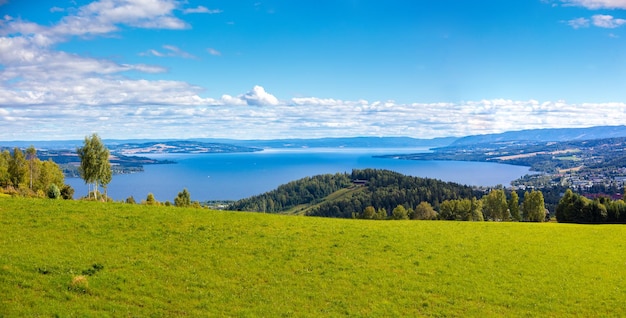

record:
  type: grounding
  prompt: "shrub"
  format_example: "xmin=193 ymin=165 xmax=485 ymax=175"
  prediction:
xmin=61 ymin=184 xmax=74 ymax=200
xmin=145 ymin=193 xmax=158 ymax=205
xmin=47 ymin=184 xmax=61 ymax=199
xmin=392 ymin=205 xmax=409 ymax=220
xmin=125 ymin=196 xmax=136 ymax=204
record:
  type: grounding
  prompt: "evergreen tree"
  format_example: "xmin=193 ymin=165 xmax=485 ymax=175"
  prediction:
xmin=175 ymin=188 xmax=191 ymax=207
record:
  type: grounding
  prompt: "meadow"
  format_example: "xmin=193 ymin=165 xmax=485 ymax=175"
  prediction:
xmin=1 ymin=197 xmax=625 ymax=317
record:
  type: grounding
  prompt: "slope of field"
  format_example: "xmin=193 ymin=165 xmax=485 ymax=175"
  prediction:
xmin=1 ymin=198 xmax=625 ymax=316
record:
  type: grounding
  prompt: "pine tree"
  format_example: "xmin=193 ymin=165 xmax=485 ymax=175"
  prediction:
xmin=175 ymin=188 xmax=191 ymax=207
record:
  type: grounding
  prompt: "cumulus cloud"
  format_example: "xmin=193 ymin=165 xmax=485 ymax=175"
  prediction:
xmin=2 ymin=80 xmax=626 ymax=139
xmin=240 ymin=85 xmax=280 ymax=106
xmin=562 ymin=0 xmax=626 ymax=9
xmin=0 ymin=0 xmax=218 ymax=115
xmin=592 ymin=14 xmax=626 ymax=28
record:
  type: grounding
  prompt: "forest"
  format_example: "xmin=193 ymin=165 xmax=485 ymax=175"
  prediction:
xmin=229 ymin=169 xmax=550 ymax=222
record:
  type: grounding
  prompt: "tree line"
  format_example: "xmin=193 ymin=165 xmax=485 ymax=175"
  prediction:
xmin=301 ymin=169 xmax=549 ymax=222
xmin=556 ymin=189 xmax=626 ymax=223
xmin=0 ymin=146 xmax=71 ymax=199
xmin=0 ymin=134 xmax=198 ymax=207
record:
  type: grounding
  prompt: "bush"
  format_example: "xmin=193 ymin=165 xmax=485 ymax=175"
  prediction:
xmin=145 ymin=193 xmax=158 ymax=205
xmin=61 ymin=184 xmax=74 ymax=200
xmin=47 ymin=184 xmax=61 ymax=199
xmin=392 ymin=205 xmax=409 ymax=220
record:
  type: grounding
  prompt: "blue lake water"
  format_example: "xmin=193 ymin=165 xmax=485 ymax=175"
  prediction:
xmin=66 ymin=148 xmax=532 ymax=202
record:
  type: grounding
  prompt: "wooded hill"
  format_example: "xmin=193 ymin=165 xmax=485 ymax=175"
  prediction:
xmin=228 ymin=169 xmax=479 ymax=218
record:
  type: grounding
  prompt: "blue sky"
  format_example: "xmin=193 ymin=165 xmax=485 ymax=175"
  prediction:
xmin=0 ymin=0 xmax=625 ymax=140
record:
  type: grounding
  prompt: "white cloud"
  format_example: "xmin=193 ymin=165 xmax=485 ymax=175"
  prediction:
xmin=567 ymin=17 xmax=590 ymax=28
xmin=592 ymin=14 xmax=626 ymax=28
xmin=183 ymin=6 xmax=223 ymax=14
xmin=140 ymin=45 xmax=196 ymax=58
xmin=220 ymin=94 xmax=247 ymax=106
xmin=2 ymin=88 xmax=626 ymax=140
xmin=562 ymin=0 xmax=626 ymax=9
xmin=241 ymin=85 xmax=280 ymax=106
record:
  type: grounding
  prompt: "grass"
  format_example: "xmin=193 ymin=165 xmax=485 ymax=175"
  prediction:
xmin=284 ymin=186 xmax=366 ymax=215
xmin=1 ymin=197 xmax=626 ymax=316
xmin=556 ymin=155 xmax=582 ymax=161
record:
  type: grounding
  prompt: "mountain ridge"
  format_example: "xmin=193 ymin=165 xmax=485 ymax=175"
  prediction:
xmin=450 ymin=125 xmax=626 ymax=146
xmin=1 ymin=125 xmax=625 ymax=150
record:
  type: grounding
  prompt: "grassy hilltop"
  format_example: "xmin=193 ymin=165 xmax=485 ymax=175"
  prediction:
xmin=1 ymin=197 xmax=625 ymax=316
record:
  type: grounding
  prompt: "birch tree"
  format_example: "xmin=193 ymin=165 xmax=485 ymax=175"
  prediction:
xmin=77 ymin=134 xmax=112 ymax=200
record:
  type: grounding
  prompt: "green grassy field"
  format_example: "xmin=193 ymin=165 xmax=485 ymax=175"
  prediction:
xmin=1 ymin=197 xmax=625 ymax=317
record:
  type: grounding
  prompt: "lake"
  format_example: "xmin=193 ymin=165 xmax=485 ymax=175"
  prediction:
xmin=66 ymin=148 xmax=532 ymax=202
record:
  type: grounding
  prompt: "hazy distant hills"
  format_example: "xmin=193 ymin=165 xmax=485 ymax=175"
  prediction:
xmin=449 ymin=125 xmax=626 ymax=147
xmin=108 ymin=141 xmax=260 ymax=155
xmin=207 ymin=136 xmax=457 ymax=149
xmin=2 ymin=125 xmax=625 ymax=151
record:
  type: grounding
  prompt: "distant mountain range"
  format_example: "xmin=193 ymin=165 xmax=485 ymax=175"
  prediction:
xmin=449 ymin=125 xmax=626 ymax=146
xmin=2 ymin=125 xmax=625 ymax=151
xmin=210 ymin=136 xmax=457 ymax=149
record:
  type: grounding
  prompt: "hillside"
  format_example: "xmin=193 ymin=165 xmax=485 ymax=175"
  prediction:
xmin=228 ymin=169 xmax=479 ymax=217
xmin=1 ymin=197 xmax=625 ymax=316
xmin=450 ymin=125 xmax=626 ymax=146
